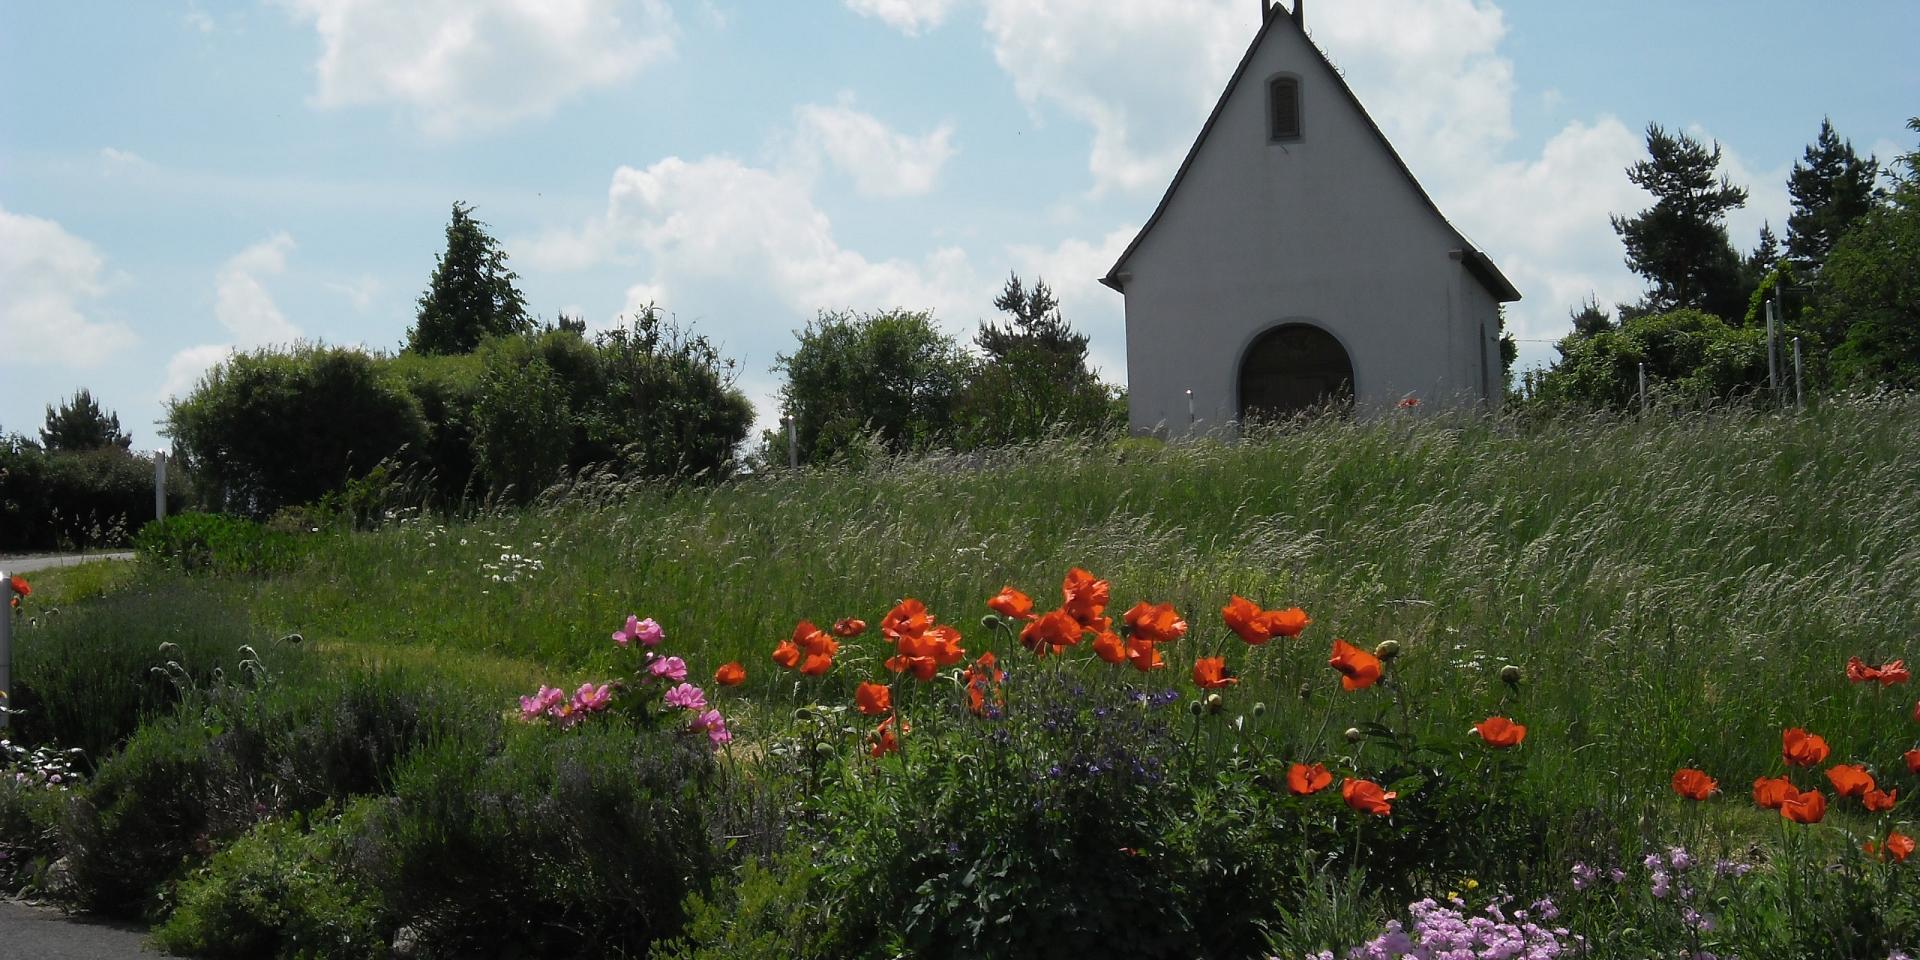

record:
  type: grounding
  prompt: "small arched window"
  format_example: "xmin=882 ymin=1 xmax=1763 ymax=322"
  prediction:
xmin=1269 ymin=75 xmax=1302 ymax=141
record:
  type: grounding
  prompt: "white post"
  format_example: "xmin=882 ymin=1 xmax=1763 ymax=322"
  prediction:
xmin=1638 ymin=362 xmax=1647 ymax=414
xmin=1793 ymin=337 xmax=1804 ymax=410
xmin=1 ymin=570 xmax=12 ymax=731
xmin=1185 ymin=389 xmax=1195 ymax=431
xmin=785 ymin=416 xmax=798 ymax=469
xmin=1765 ymin=300 xmax=1780 ymax=398
xmin=154 ymin=451 xmax=168 ymax=522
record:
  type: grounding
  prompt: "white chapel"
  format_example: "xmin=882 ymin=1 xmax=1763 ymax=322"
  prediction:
xmin=1103 ymin=0 xmax=1521 ymax=436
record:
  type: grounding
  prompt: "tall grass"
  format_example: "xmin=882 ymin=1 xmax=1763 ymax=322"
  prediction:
xmin=253 ymin=399 xmax=1920 ymax=835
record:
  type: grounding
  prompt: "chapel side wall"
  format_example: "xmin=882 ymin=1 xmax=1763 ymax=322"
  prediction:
xmin=1122 ymin=18 xmax=1498 ymax=435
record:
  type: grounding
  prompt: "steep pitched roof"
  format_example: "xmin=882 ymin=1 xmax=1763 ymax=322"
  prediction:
xmin=1101 ymin=6 xmax=1521 ymax=303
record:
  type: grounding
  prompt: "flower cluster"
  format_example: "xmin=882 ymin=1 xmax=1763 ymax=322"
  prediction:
xmin=772 ymin=619 xmax=851 ymax=676
xmin=516 ymin=613 xmax=734 ymax=750
xmin=1304 ymin=896 xmax=1577 ymax=959
xmin=518 ymin=682 xmax=612 ymax=728
xmin=2 ymin=737 xmax=83 ymax=790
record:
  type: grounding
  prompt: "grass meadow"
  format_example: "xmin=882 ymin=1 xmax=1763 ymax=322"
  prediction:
xmin=7 ymin=397 xmax=1920 ymax=957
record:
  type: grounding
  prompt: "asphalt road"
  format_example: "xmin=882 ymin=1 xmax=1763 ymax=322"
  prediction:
xmin=0 ymin=899 xmax=163 ymax=957
xmin=0 ymin=552 xmax=135 ymax=575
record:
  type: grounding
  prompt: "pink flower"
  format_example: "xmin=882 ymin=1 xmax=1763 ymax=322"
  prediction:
xmin=519 ymin=685 xmax=567 ymax=722
xmin=648 ymin=656 xmax=689 ymax=682
xmin=612 ymin=615 xmax=665 ymax=649
xmin=689 ymin=708 xmax=732 ymax=748
xmin=571 ymin=683 xmax=612 ymax=713
xmin=663 ymin=683 xmax=708 ymax=711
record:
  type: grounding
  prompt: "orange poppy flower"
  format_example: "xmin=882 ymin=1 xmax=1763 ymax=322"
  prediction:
xmin=1848 ymin=656 xmax=1910 ymax=686
xmin=1863 ymin=788 xmax=1898 ymax=813
xmin=1472 ymin=716 xmax=1527 ymax=749
xmin=1061 ymin=568 xmax=1110 ymax=627
xmin=799 ymin=653 xmax=834 ymax=676
xmin=868 ymin=715 xmax=903 ymax=757
xmin=7 ymin=575 xmax=28 ymax=597
xmin=1287 ymin=762 xmax=1333 ymax=796
xmin=1753 ymin=776 xmax=1797 ymax=810
xmin=1124 ymin=602 xmax=1188 ymax=644
xmin=1340 ymin=778 xmax=1396 ymax=816
xmin=1906 ymin=749 xmax=1920 ymax=775
xmin=1671 ymin=768 xmax=1718 ymax=801
xmin=714 ymin=662 xmax=746 ymax=686
xmin=793 ymin=622 xmax=838 ymax=658
xmin=881 ymin=599 xmax=931 ymax=643
xmin=1223 ymin=596 xmax=1274 ymax=645
xmin=1826 ymin=764 xmax=1876 ymax=798
xmin=1885 ymin=661 xmax=1914 ymax=685
xmin=987 ymin=586 xmax=1036 ymax=622
xmin=1780 ymin=789 xmax=1827 ymax=824
xmin=1020 ymin=609 xmax=1084 ymax=657
xmin=1782 ymin=728 xmax=1831 ymax=767
xmin=833 ymin=618 xmax=868 ymax=638
xmin=1328 ymin=640 xmax=1383 ymax=691
xmin=1091 ymin=630 xmax=1127 ymax=665
xmin=1264 ymin=606 xmax=1310 ymax=638
xmin=1126 ymin=637 xmax=1165 ymax=673
xmin=1192 ymin=656 xmax=1237 ymax=689
xmin=771 ymin=641 xmax=802 ymax=669
xmin=1886 ymin=831 xmax=1917 ymax=863
xmin=963 ymin=652 xmax=1005 ymax=717
xmin=855 ymin=681 xmax=892 ymax=717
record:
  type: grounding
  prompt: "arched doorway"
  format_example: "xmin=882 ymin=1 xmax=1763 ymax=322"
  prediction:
xmin=1238 ymin=323 xmax=1355 ymax=421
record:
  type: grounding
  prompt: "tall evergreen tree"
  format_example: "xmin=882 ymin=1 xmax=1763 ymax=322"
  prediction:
xmin=975 ymin=273 xmax=1089 ymax=364
xmin=1786 ymin=119 xmax=1881 ymax=276
xmin=406 ymin=202 xmax=531 ymax=355
xmin=1611 ymin=125 xmax=1749 ymax=320
xmin=40 ymin=388 xmax=131 ymax=451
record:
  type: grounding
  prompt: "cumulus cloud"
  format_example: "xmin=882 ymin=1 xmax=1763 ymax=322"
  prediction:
xmin=1006 ymin=228 xmax=1135 ymax=375
xmin=843 ymin=0 xmax=960 ymax=35
xmin=163 ymin=233 xmax=304 ymax=402
xmin=280 ymin=0 xmax=677 ymax=135
xmin=0 ymin=205 xmax=136 ymax=367
xmin=794 ymin=100 xmax=956 ymax=198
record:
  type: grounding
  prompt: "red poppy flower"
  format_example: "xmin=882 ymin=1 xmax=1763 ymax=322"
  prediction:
xmin=1223 ymin=596 xmax=1274 ymax=645
xmin=1287 ymin=762 xmax=1332 ymax=796
xmin=1091 ymin=631 xmax=1127 ymax=665
xmin=987 ymin=586 xmax=1036 ymax=622
xmin=855 ymin=681 xmax=892 ymax=717
xmin=1753 ymin=776 xmax=1797 ymax=810
xmin=868 ymin=715 xmax=903 ymax=757
xmin=714 ymin=662 xmax=746 ymax=686
xmin=1863 ymin=788 xmax=1898 ymax=813
xmin=1264 ymin=606 xmax=1310 ymax=638
xmin=1340 ymin=778 xmax=1396 ymax=816
xmin=1124 ymin=601 xmax=1188 ymax=644
xmin=1020 ymin=609 xmax=1084 ymax=657
xmin=1192 ymin=656 xmax=1237 ymax=689
xmin=1328 ymin=640 xmax=1383 ymax=691
xmin=1884 ymin=661 xmax=1913 ymax=685
xmin=1849 ymin=656 xmax=1879 ymax=683
xmin=1781 ymin=789 xmax=1827 ymax=824
xmin=833 ymin=618 xmax=868 ymax=638
xmin=1848 ymin=656 xmax=1910 ymax=686
xmin=1126 ymin=637 xmax=1165 ymax=673
xmin=1827 ymin=764 xmax=1877 ymax=798
xmin=881 ymin=599 xmax=931 ymax=643
xmin=1671 ymin=768 xmax=1718 ymax=801
xmin=887 ymin=619 xmax=966 ymax=680
xmin=1473 ymin=716 xmax=1527 ymax=749
xmin=7 ymin=575 xmax=28 ymax=597
xmin=1886 ymin=831 xmax=1917 ymax=863
xmin=1061 ymin=568 xmax=1110 ymax=628
xmin=962 ymin=652 xmax=1004 ymax=717
xmin=1782 ymin=728 xmax=1831 ymax=767
xmin=1906 ymin=749 xmax=1920 ymax=775
xmin=771 ymin=641 xmax=802 ymax=669
xmin=799 ymin=653 xmax=834 ymax=676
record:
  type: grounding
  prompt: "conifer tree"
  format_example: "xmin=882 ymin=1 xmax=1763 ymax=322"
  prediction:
xmin=406 ymin=202 xmax=531 ymax=355
xmin=1786 ymin=119 xmax=1880 ymax=276
xmin=975 ymin=274 xmax=1089 ymax=364
xmin=40 ymin=388 xmax=131 ymax=451
xmin=1611 ymin=125 xmax=1749 ymax=320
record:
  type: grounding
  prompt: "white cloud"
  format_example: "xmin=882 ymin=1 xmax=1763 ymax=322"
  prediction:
xmin=160 ymin=344 xmax=236 ymax=403
xmin=794 ymin=101 xmax=956 ymax=198
xmin=280 ymin=0 xmax=677 ymax=136
xmin=163 ymin=234 xmax=304 ymax=402
xmin=326 ymin=274 xmax=382 ymax=311
xmin=844 ymin=0 xmax=959 ymax=35
xmin=0 ymin=205 xmax=136 ymax=367
xmin=184 ymin=1 xmax=215 ymax=33
xmin=1006 ymin=228 xmax=1135 ymax=376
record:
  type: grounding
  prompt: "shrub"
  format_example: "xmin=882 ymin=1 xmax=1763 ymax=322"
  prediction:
xmin=59 ymin=714 xmax=219 ymax=917
xmin=469 ymin=341 xmax=573 ymax=501
xmin=1531 ymin=308 xmax=1770 ymax=409
xmin=0 ymin=439 xmax=186 ymax=551
xmin=773 ymin=308 xmax=969 ymax=464
xmin=133 ymin=512 xmax=307 ymax=576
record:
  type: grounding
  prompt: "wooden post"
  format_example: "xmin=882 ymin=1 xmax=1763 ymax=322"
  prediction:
xmin=786 ymin=416 xmax=798 ymax=469
xmin=1765 ymin=300 xmax=1780 ymax=398
xmin=1186 ymin=389 xmax=1195 ymax=431
xmin=1638 ymin=362 xmax=1647 ymax=414
xmin=1793 ymin=337 xmax=1804 ymax=410
xmin=154 ymin=451 xmax=168 ymax=522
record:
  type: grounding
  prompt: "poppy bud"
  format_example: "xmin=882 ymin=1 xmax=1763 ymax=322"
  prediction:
xmin=1206 ymin=693 xmax=1224 ymax=715
xmin=1500 ymin=664 xmax=1523 ymax=686
xmin=1189 ymin=700 xmax=1205 ymax=717
xmin=980 ymin=614 xmax=1001 ymax=629
xmin=1374 ymin=640 xmax=1401 ymax=661
xmin=1252 ymin=701 xmax=1267 ymax=718
xmin=813 ymin=740 xmax=834 ymax=757
xmin=1345 ymin=727 xmax=1363 ymax=743
xmin=279 ymin=633 xmax=303 ymax=645
xmin=1298 ymin=682 xmax=1312 ymax=701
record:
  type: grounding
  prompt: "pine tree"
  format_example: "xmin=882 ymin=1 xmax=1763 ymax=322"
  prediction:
xmin=406 ymin=202 xmax=531 ymax=355
xmin=1786 ymin=119 xmax=1880 ymax=276
xmin=40 ymin=389 xmax=131 ymax=451
xmin=975 ymin=274 xmax=1089 ymax=364
xmin=1611 ymin=125 xmax=1749 ymax=320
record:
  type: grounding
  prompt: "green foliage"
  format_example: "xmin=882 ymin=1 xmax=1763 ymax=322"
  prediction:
xmin=384 ymin=350 xmax=485 ymax=505
xmin=774 ymin=308 xmax=969 ymax=464
xmin=1611 ymin=125 xmax=1750 ymax=320
xmin=59 ymin=715 xmax=220 ymax=917
xmin=952 ymin=275 xmax=1123 ymax=449
xmin=1531 ymin=309 xmax=1768 ymax=409
xmin=584 ymin=310 xmax=753 ymax=481
xmin=654 ymin=854 xmax=843 ymax=960
xmin=470 ymin=343 xmax=573 ymax=501
xmin=1820 ymin=171 xmax=1920 ymax=388
xmin=0 ymin=440 xmax=185 ymax=551
xmin=164 ymin=344 xmax=428 ymax=517
xmin=975 ymin=273 xmax=1089 ymax=364
xmin=40 ymin=388 xmax=130 ymax=452
xmin=133 ymin=511 xmax=307 ymax=576
xmin=406 ymin=202 xmax=531 ymax=356
xmin=1786 ymin=118 xmax=1881 ymax=277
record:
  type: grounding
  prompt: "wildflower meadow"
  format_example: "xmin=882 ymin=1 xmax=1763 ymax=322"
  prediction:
xmin=5 ymin=400 xmax=1920 ymax=958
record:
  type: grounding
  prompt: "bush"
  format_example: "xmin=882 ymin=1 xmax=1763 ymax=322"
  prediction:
xmin=133 ymin=512 xmax=307 ymax=576
xmin=0 ymin=439 xmax=186 ymax=551
xmin=1531 ymin=308 xmax=1771 ymax=409
xmin=773 ymin=309 xmax=969 ymax=464
xmin=469 ymin=343 xmax=573 ymax=501
xmin=59 ymin=714 xmax=220 ymax=917
xmin=165 ymin=345 xmax=429 ymax=517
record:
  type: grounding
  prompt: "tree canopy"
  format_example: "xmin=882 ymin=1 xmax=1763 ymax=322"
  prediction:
xmin=406 ymin=202 xmax=531 ymax=356
xmin=1786 ymin=119 xmax=1880 ymax=277
xmin=1611 ymin=125 xmax=1749 ymax=321
xmin=41 ymin=389 xmax=131 ymax=452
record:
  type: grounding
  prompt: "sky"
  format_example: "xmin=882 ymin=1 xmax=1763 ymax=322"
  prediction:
xmin=2 ymin=0 xmax=1915 ymax=451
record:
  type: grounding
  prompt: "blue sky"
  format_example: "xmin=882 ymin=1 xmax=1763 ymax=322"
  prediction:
xmin=3 ymin=0 xmax=1915 ymax=450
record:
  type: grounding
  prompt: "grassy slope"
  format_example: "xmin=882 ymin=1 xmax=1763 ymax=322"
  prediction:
xmin=252 ymin=400 xmax=1920 ymax=825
